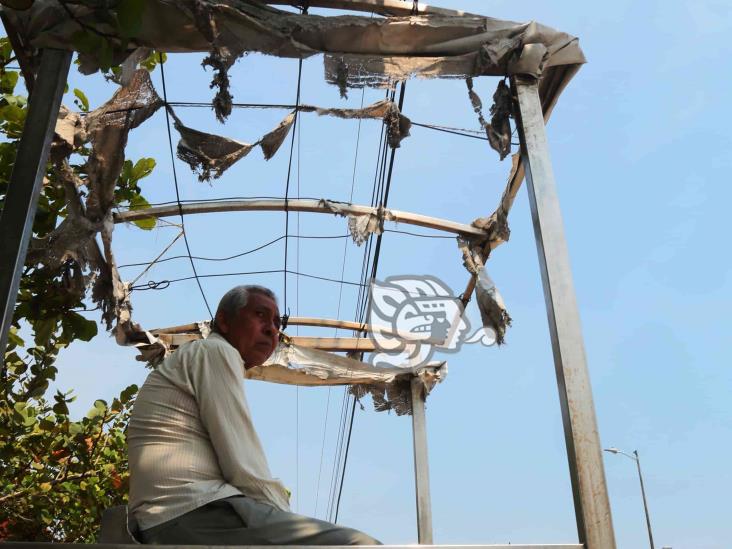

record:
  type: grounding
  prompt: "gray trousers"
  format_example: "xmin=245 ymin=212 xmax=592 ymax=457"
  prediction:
xmin=140 ymin=496 xmax=381 ymax=545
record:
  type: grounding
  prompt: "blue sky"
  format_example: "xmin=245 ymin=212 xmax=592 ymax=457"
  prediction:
xmin=18 ymin=1 xmax=731 ymax=547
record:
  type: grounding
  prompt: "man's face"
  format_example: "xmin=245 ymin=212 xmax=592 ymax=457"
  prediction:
xmin=217 ymin=293 xmax=281 ymax=367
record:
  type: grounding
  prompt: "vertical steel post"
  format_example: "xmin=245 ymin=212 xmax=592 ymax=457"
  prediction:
xmin=0 ymin=49 xmax=72 ymax=355
xmin=512 ymin=75 xmax=616 ymax=549
xmin=410 ymin=377 xmax=434 ymax=544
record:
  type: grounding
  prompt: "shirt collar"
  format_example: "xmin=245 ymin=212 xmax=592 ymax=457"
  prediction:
xmin=207 ymin=332 xmax=247 ymax=374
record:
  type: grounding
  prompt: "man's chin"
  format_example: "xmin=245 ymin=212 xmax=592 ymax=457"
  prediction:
xmin=243 ymin=351 xmax=273 ymax=369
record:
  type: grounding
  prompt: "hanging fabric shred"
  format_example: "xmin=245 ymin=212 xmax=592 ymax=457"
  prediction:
xmin=169 ymin=108 xmax=256 ymax=181
xmin=259 ymin=112 xmax=296 ymax=160
xmin=474 ymin=265 xmax=512 ymax=345
xmin=457 ymin=237 xmax=512 ymax=344
xmin=302 ymin=100 xmax=411 ymax=148
xmin=318 ymin=199 xmax=396 ymax=246
xmin=466 ymin=77 xmax=513 ymax=160
xmin=168 ymin=99 xmax=413 ymax=182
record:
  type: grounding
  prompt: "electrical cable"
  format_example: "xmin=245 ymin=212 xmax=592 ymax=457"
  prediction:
xmin=119 ymin=234 xmax=350 ymax=269
xmin=128 ymin=269 xmax=366 ymax=291
xmin=334 ymin=82 xmax=408 ymax=524
xmin=159 ymin=54 xmax=213 ymax=318
xmin=283 ymin=58 xmax=304 ymax=315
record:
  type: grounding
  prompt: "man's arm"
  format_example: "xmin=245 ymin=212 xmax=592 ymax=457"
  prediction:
xmin=190 ymin=340 xmax=291 ymax=511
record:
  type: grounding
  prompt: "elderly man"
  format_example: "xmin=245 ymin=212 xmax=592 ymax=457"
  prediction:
xmin=128 ymin=285 xmax=380 ymax=545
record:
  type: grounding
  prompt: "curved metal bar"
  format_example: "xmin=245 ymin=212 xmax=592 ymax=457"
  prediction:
xmin=114 ymin=198 xmax=488 ymax=238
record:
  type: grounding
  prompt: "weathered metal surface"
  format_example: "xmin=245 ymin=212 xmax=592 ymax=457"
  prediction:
xmin=512 ymin=75 xmax=615 ymax=549
xmin=114 ymin=198 xmax=489 ymax=238
xmin=267 ymin=0 xmax=477 ymax=17
xmin=411 ymin=377 xmax=434 ymax=544
xmin=0 ymin=49 xmax=72 ymax=356
xmin=3 ymin=542 xmax=583 ymax=549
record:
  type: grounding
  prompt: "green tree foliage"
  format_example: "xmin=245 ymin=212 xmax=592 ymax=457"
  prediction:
xmin=0 ymin=32 xmax=159 ymax=541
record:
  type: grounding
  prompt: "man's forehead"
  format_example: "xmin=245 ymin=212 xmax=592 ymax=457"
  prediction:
xmin=245 ymin=293 xmax=279 ymax=314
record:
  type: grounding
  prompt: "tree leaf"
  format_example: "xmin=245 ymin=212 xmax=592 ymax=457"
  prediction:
xmin=131 ymin=157 xmax=155 ymax=181
xmin=67 ymin=311 xmax=98 ymax=342
xmin=7 ymin=326 xmax=24 ymax=348
xmin=129 ymin=194 xmax=156 ymax=230
xmin=33 ymin=318 xmax=56 ymax=346
xmin=119 ymin=384 xmax=138 ymax=404
xmin=73 ymin=88 xmax=90 ymax=112
xmin=0 ymin=70 xmax=18 ymax=94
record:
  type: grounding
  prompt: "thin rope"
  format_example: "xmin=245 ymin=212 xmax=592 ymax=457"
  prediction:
xmin=129 ymin=230 xmax=183 ymax=286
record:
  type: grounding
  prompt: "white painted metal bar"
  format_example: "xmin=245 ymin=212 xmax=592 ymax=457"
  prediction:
xmin=0 ymin=49 xmax=72 ymax=356
xmin=113 ymin=199 xmax=488 ymax=238
xmin=512 ymin=75 xmax=615 ymax=549
xmin=411 ymin=377 xmax=434 ymax=544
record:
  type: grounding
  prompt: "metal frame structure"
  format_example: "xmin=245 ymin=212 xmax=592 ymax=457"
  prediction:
xmin=0 ymin=48 xmax=72 ymax=354
xmin=0 ymin=15 xmax=614 ymax=547
xmin=114 ymin=198 xmax=490 ymax=238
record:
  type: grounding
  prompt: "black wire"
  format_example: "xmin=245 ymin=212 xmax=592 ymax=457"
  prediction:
xmin=283 ymin=59 xmax=304 ymax=312
xmin=384 ymin=228 xmax=454 ymax=239
xmin=334 ymin=82 xmax=407 ymax=523
xmin=411 ymin=121 xmax=488 ymax=141
xmin=129 ymin=269 xmax=366 ymax=291
xmin=118 ymin=233 xmax=352 ymax=269
xmin=159 ymin=54 xmax=213 ymax=318
xmin=166 ymin=101 xmax=298 ymax=110
xmin=333 ymin=397 xmax=357 ymax=523
xmin=327 ymin=91 xmax=389 ymax=522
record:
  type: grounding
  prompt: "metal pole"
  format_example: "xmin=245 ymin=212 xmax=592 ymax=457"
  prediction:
xmin=0 ymin=48 xmax=71 ymax=356
xmin=512 ymin=75 xmax=616 ymax=549
xmin=634 ymin=451 xmax=656 ymax=549
xmin=410 ymin=376 xmax=434 ymax=544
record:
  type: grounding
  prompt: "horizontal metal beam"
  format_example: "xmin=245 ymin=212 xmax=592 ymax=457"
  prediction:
xmin=150 ymin=317 xmax=371 ymax=334
xmin=114 ymin=199 xmax=487 ymax=238
xmin=155 ymin=332 xmax=378 ymax=352
xmin=289 ymin=336 xmax=375 ymax=351
xmin=266 ymin=0 xmax=476 ymax=17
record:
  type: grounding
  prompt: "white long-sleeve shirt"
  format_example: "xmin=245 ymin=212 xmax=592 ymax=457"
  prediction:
xmin=127 ymin=332 xmax=291 ymax=530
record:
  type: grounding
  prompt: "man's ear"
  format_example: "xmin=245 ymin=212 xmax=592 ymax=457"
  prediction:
xmin=215 ymin=311 xmax=229 ymax=334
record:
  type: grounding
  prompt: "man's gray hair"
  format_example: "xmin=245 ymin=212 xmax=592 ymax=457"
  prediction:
xmin=212 ymin=285 xmax=277 ymax=333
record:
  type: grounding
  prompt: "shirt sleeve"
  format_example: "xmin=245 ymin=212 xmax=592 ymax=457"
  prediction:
xmin=189 ymin=340 xmax=291 ymax=511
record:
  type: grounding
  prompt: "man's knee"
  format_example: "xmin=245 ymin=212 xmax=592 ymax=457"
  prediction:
xmin=340 ymin=528 xmax=382 ymax=545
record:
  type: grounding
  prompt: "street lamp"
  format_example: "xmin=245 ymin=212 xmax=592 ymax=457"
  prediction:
xmin=604 ymin=447 xmax=655 ymax=549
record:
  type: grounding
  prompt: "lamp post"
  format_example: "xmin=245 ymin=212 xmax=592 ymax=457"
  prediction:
xmin=604 ymin=447 xmax=655 ymax=549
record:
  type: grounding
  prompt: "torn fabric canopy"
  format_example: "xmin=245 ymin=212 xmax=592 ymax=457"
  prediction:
xmin=249 ymin=343 xmax=447 ymax=416
xmin=122 ymin=318 xmax=446 ymax=416
xmin=3 ymin=0 xmax=585 ymax=121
